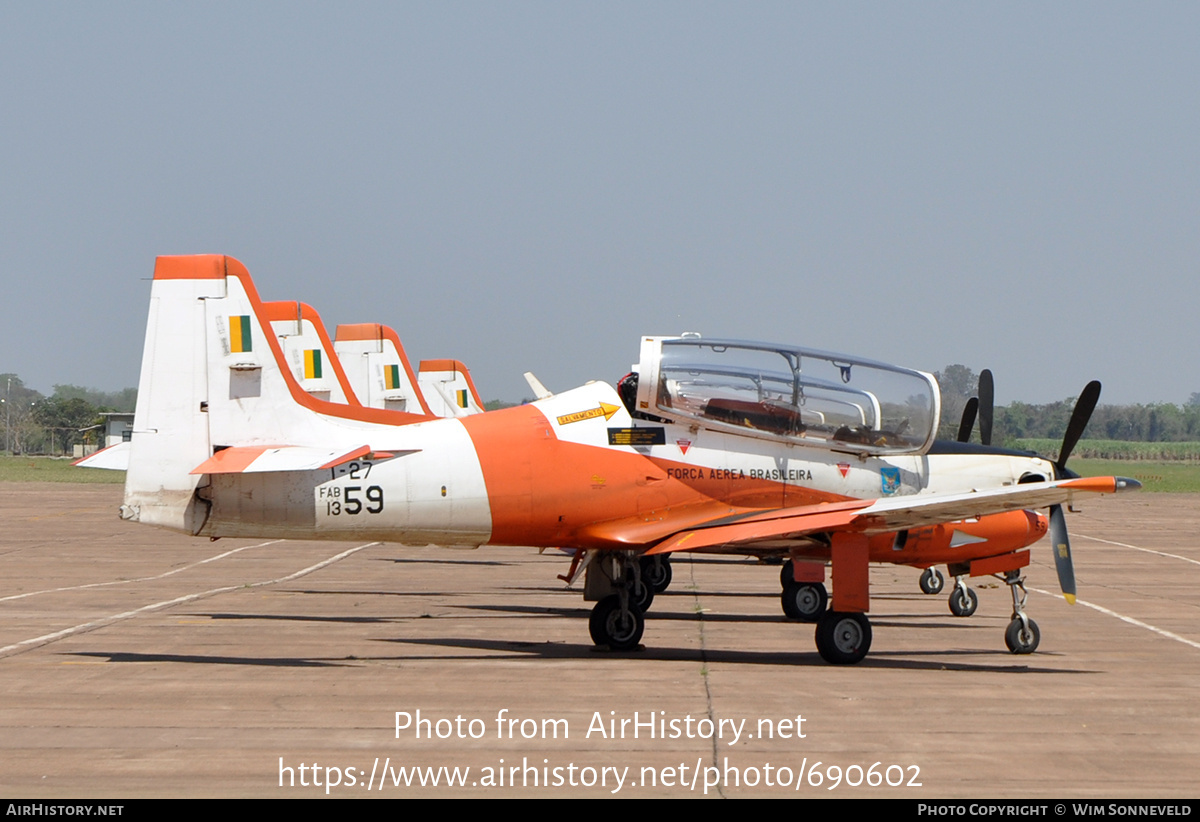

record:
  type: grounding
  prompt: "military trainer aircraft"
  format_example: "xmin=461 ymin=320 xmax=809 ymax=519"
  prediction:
xmin=97 ymin=254 xmax=1140 ymax=664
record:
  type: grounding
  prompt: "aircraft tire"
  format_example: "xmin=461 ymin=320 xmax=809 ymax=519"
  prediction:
xmin=640 ymin=556 xmax=673 ymax=594
xmin=949 ymin=586 xmax=979 ymax=617
xmin=589 ymin=595 xmax=645 ymax=651
xmin=781 ymin=581 xmax=827 ymax=622
xmin=815 ymin=611 xmax=872 ymax=664
xmin=632 ymin=579 xmax=655 ymax=612
xmin=919 ymin=568 xmax=945 ymax=595
xmin=780 ymin=559 xmax=794 ymax=587
xmin=1005 ymin=618 xmax=1040 ymax=654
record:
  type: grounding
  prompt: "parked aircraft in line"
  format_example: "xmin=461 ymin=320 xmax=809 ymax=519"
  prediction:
xmin=261 ymin=300 xmax=484 ymax=417
xmin=91 ymin=255 xmax=1139 ymax=664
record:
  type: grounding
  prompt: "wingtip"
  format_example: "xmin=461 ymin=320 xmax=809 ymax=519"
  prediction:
xmin=1114 ymin=477 xmax=1142 ymax=492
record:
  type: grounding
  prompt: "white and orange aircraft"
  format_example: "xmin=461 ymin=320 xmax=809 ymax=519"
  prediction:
xmin=97 ymin=254 xmax=1140 ymax=664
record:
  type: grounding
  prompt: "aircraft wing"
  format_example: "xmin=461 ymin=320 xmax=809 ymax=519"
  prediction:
xmin=644 ymin=476 xmax=1138 ymax=555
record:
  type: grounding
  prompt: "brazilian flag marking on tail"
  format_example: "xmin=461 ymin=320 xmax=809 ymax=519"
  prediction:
xmin=304 ymin=349 xmax=323 ymax=380
xmin=230 ymin=315 xmax=252 ymax=353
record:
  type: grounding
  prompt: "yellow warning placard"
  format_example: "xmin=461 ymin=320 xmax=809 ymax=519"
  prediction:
xmin=556 ymin=403 xmax=621 ymax=426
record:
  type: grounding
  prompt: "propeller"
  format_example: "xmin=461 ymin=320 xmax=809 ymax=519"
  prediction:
xmin=1046 ymin=380 xmax=1102 ymax=605
xmin=956 ymin=397 xmax=978 ymax=443
xmin=953 ymin=368 xmax=991 ymax=444
xmin=1055 ymin=380 xmax=1101 ymax=476
xmin=977 ymin=368 xmax=994 ymax=447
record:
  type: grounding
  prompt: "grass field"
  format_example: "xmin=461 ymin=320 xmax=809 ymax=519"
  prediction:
xmin=1071 ymin=459 xmax=1200 ymax=493
xmin=1014 ymin=438 xmax=1200 ymax=461
xmin=0 ymin=455 xmax=125 ymax=484
xmin=3 ymin=454 xmax=1199 ymax=492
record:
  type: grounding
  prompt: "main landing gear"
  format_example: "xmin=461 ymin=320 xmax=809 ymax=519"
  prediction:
xmin=948 ymin=576 xmax=979 ymax=617
xmin=782 ymin=581 xmax=828 ymax=622
xmin=587 ymin=553 xmax=652 ymax=651
xmin=919 ymin=567 xmax=945 ymax=595
xmin=1002 ymin=570 xmax=1040 ymax=654
xmin=777 ymin=558 xmax=869 ymax=662
xmin=814 ymin=611 xmax=872 ymax=664
xmin=640 ymin=555 xmax=672 ymax=594
xmin=589 ymin=594 xmax=645 ymax=651
xmin=779 ymin=559 xmax=829 ymax=623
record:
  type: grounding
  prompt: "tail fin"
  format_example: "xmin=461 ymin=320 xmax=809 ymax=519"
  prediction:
xmin=123 ymin=255 xmax=430 ymax=533
xmin=418 ymin=359 xmax=486 ymax=417
xmin=262 ymin=301 xmax=361 ymax=406
xmin=334 ymin=323 xmax=434 ymax=415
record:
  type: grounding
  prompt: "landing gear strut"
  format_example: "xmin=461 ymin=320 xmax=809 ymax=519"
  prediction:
xmin=587 ymin=553 xmax=648 ymax=651
xmin=1002 ymin=570 xmax=1040 ymax=654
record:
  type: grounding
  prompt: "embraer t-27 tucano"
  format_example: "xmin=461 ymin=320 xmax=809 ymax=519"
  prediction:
xmin=101 ymin=255 xmax=1140 ymax=664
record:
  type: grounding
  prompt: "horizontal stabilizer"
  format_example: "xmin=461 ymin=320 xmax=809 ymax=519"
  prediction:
xmin=190 ymin=444 xmax=405 ymax=475
xmin=73 ymin=442 xmax=131 ymax=471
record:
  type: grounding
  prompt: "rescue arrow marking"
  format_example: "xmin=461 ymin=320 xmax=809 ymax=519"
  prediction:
xmin=557 ymin=402 xmax=621 ymax=426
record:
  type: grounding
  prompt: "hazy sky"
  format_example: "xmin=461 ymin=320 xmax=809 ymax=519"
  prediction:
xmin=2 ymin=3 xmax=1197 ymax=405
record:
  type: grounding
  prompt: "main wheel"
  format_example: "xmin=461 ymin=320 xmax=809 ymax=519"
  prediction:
xmin=780 ymin=559 xmax=794 ymax=587
xmin=919 ymin=568 xmax=945 ymax=595
xmin=949 ymin=586 xmax=979 ymax=617
xmin=781 ymin=581 xmax=828 ymax=622
xmin=589 ymin=595 xmax=645 ymax=651
xmin=640 ymin=556 xmax=673 ymax=594
xmin=815 ymin=611 xmax=872 ymax=664
xmin=1005 ymin=618 xmax=1040 ymax=654
xmin=632 ymin=579 xmax=655 ymax=612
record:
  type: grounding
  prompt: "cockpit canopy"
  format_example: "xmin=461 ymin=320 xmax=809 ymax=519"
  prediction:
xmin=632 ymin=336 xmax=940 ymax=456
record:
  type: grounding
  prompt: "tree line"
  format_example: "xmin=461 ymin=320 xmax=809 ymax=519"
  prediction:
xmin=4 ymin=366 xmax=1200 ymax=457
xmin=934 ymin=365 xmax=1200 ymax=446
xmin=1 ymin=374 xmax=135 ymax=456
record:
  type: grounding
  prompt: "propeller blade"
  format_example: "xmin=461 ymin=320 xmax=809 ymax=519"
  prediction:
xmin=978 ymin=369 xmax=994 ymax=447
xmin=957 ymin=397 xmax=979 ymax=443
xmin=1058 ymin=380 xmax=1101 ymax=470
xmin=1048 ymin=504 xmax=1077 ymax=604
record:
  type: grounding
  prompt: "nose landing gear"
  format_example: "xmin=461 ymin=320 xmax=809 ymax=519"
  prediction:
xmin=1002 ymin=570 xmax=1040 ymax=654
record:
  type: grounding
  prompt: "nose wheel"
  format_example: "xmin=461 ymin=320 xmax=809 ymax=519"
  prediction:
xmin=1005 ymin=617 xmax=1040 ymax=653
xmin=1002 ymin=570 xmax=1040 ymax=654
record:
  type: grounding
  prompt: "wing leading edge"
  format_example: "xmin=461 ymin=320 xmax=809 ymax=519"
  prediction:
xmin=644 ymin=476 xmax=1141 ymax=555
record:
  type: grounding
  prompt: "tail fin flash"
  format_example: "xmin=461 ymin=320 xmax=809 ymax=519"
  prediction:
xmin=334 ymin=323 xmax=434 ymax=415
xmin=262 ymin=301 xmax=361 ymax=406
xmin=419 ymin=359 xmax=485 ymax=417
